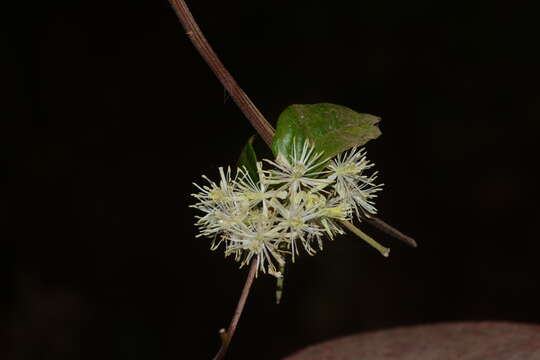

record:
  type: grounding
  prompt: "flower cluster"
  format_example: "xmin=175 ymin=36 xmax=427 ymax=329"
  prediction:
xmin=191 ymin=140 xmax=383 ymax=277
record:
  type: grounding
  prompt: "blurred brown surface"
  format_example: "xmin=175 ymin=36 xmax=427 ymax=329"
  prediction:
xmin=284 ymin=322 xmax=540 ymax=360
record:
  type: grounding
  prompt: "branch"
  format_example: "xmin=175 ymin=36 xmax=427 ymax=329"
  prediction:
xmin=212 ymin=260 xmax=258 ymax=360
xmin=167 ymin=0 xmax=274 ymax=147
xmin=363 ymin=215 xmax=418 ymax=248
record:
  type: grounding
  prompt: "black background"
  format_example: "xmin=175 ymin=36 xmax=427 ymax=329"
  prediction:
xmin=4 ymin=1 xmax=540 ymax=359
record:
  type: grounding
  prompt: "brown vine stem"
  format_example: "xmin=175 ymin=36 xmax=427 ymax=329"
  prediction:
xmin=167 ymin=0 xmax=417 ymax=358
xmin=212 ymin=259 xmax=258 ymax=360
xmin=167 ymin=0 xmax=274 ymax=147
xmin=363 ymin=216 xmax=417 ymax=248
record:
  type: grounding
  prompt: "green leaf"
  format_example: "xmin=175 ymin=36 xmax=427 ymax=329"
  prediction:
xmin=237 ymin=135 xmax=259 ymax=181
xmin=271 ymin=103 xmax=381 ymax=159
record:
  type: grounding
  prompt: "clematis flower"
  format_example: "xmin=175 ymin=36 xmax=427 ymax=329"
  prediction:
xmin=191 ymin=139 xmax=387 ymax=277
xmin=327 ymin=147 xmax=383 ymax=218
xmin=263 ymin=139 xmax=330 ymax=194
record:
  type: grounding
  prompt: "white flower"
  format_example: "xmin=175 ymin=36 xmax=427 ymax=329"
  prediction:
xmin=191 ymin=166 xmax=238 ymax=205
xmin=263 ymin=139 xmax=330 ymax=194
xmin=190 ymin=138 xmax=387 ymax=278
xmin=271 ymin=195 xmax=324 ymax=259
xmin=327 ymin=147 xmax=383 ymax=218
xmin=193 ymin=198 xmax=248 ymax=239
xmin=224 ymin=217 xmax=285 ymax=277
xmin=318 ymin=198 xmax=349 ymax=240
xmin=236 ymin=162 xmax=287 ymax=216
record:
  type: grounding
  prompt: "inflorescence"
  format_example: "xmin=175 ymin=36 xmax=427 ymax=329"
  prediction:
xmin=191 ymin=140 xmax=384 ymax=277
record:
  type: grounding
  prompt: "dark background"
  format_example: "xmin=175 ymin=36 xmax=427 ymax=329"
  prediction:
xmin=4 ymin=0 xmax=540 ymax=359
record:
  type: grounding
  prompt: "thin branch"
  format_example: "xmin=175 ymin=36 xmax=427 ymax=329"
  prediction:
xmin=363 ymin=215 xmax=418 ymax=248
xmin=167 ymin=0 xmax=274 ymax=147
xmin=212 ymin=260 xmax=258 ymax=360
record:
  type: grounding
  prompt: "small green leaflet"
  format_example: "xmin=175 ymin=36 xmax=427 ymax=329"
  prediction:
xmin=237 ymin=135 xmax=259 ymax=182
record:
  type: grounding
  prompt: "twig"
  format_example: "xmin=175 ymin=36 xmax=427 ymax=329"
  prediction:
xmin=212 ymin=260 xmax=258 ymax=360
xmin=167 ymin=0 xmax=274 ymax=147
xmin=363 ymin=215 xmax=418 ymax=248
